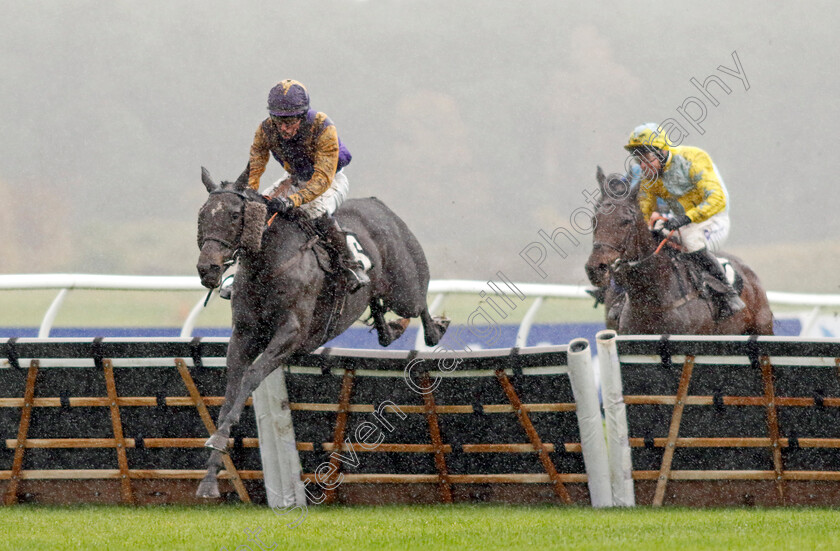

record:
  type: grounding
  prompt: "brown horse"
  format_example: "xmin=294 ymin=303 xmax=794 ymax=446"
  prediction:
xmin=585 ymin=168 xmax=773 ymax=335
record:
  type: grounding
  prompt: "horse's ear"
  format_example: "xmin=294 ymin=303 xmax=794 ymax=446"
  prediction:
xmin=201 ymin=166 xmax=219 ymax=193
xmin=596 ymin=165 xmax=607 ymax=195
xmin=233 ymin=162 xmax=250 ymax=191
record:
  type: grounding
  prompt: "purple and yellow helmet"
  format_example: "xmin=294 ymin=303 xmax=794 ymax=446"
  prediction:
xmin=267 ymin=79 xmax=310 ymax=117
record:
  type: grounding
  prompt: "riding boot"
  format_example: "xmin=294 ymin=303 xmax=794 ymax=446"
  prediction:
xmin=685 ymin=248 xmax=746 ymax=318
xmin=316 ymin=215 xmax=370 ymax=293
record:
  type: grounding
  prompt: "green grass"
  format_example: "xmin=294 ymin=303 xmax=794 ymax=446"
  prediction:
xmin=0 ymin=290 xmax=607 ymax=330
xmin=1 ymin=504 xmax=839 ymax=550
xmin=1 ymin=288 xmax=828 ymax=336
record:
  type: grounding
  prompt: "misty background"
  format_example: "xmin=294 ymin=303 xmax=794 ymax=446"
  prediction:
xmin=2 ymin=1 xmax=838 ymax=292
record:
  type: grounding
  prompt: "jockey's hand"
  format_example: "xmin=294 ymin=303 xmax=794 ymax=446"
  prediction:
xmin=664 ymin=214 xmax=691 ymax=231
xmin=267 ymin=196 xmax=293 ymax=215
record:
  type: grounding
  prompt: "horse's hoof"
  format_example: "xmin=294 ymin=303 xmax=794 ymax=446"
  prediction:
xmin=425 ymin=317 xmax=451 ymax=346
xmin=378 ymin=318 xmax=411 ymax=347
xmin=196 ymin=479 xmax=221 ymax=499
xmin=205 ymin=433 xmax=230 ymax=453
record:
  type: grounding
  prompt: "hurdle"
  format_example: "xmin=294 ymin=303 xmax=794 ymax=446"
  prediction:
xmin=598 ymin=331 xmax=840 ymax=506
xmin=0 ymin=337 xmax=612 ymax=507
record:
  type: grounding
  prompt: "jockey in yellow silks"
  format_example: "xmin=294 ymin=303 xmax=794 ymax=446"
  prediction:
xmin=625 ymin=122 xmax=745 ymax=318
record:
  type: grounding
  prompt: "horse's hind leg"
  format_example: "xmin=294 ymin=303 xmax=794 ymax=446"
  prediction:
xmin=420 ymin=307 xmax=450 ymax=347
xmin=370 ymin=298 xmax=410 ymax=347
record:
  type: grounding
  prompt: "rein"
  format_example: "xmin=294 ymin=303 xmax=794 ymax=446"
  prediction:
xmin=201 ymin=188 xmax=323 ymax=299
xmin=200 ymin=189 xmax=251 ymax=256
xmin=601 ymin=210 xmax=698 ymax=315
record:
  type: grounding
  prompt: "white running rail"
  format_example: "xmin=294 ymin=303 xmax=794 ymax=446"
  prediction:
xmin=1 ymin=273 xmax=838 ymax=339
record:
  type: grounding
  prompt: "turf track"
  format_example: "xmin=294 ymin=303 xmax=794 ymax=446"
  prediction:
xmin=2 ymin=504 xmax=840 ymax=550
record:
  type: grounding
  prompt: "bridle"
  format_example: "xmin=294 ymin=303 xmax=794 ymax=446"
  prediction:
xmin=592 ymin=205 xmax=643 ymax=268
xmin=199 ymin=189 xmax=252 ymax=257
xmin=197 ymin=190 xmax=253 ymax=304
xmin=593 ymin=205 xmax=676 ymax=273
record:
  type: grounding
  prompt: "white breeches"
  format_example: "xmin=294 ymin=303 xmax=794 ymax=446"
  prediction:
xmin=265 ymin=170 xmax=349 ymax=219
xmin=674 ymin=210 xmax=730 ymax=253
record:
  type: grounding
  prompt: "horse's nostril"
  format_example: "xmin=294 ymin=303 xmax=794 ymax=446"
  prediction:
xmin=197 ymin=263 xmax=222 ymax=287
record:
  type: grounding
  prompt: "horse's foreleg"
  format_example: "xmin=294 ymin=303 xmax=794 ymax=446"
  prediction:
xmin=212 ymin=316 xmax=302 ymax=447
xmin=420 ymin=307 xmax=450 ymax=347
xmin=200 ymin=333 xmax=258 ymax=497
xmin=197 ymin=450 xmax=225 ymax=498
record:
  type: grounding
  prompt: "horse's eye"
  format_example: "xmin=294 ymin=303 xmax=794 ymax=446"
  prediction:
xmin=619 ymin=218 xmax=632 ymax=226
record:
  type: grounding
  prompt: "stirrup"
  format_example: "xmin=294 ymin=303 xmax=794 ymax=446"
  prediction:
xmin=345 ymin=263 xmax=370 ymax=293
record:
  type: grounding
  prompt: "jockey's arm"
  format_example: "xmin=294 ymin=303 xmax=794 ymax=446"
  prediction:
xmin=684 ymin=150 xmax=727 ymax=223
xmin=287 ymin=125 xmax=340 ymax=208
xmin=247 ymin=124 xmax=271 ymax=191
xmin=637 ymin=181 xmax=659 ymax=222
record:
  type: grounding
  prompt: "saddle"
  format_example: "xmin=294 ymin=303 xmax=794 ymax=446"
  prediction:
xmin=280 ymin=212 xmax=335 ymax=274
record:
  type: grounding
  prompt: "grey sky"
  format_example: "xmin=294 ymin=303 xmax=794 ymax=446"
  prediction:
xmin=2 ymin=1 xmax=838 ymax=289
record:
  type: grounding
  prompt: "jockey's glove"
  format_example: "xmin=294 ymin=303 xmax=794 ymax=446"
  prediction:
xmin=664 ymin=214 xmax=691 ymax=231
xmin=267 ymin=196 xmax=293 ymax=215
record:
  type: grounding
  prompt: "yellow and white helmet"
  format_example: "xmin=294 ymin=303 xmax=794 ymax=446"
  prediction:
xmin=624 ymin=122 xmax=671 ymax=153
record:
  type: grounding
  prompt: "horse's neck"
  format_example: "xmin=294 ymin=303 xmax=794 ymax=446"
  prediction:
xmin=622 ymin=247 xmax=683 ymax=307
xmin=239 ymin=217 xmax=310 ymax=276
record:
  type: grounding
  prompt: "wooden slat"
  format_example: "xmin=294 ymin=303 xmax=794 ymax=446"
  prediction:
xmin=142 ymin=438 xmax=260 ymax=448
xmin=636 ymin=470 xmax=840 ymax=481
xmin=130 ymin=470 xmax=263 ymax=480
xmin=653 ymin=355 xmax=695 ymax=507
xmin=323 ymin=369 xmax=355 ymax=505
xmin=3 ymin=469 xmax=121 ymax=480
xmin=0 ymin=470 xmax=579 ymax=483
xmin=467 ymin=443 xmax=543 ymax=453
xmin=102 ymin=359 xmax=134 ymax=504
xmin=449 ymin=473 xmax=587 ymax=484
xmin=624 ymin=395 xmax=840 ymax=407
xmin=0 ymin=396 xmax=253 ymax=408
xmin=5 ymin=466 xmax=840 ymax=483
xmin=630 ymin=437 xmax=840 ymax=449
xmin=0 ymin=469 xmax=264 ymax=480
xmin=495 ymin=369 xmax=572 ymax=504
xmin=6 ymin=438 xmax=137 ymax=449
xmin=174 ymin=358 xmax=250 ymax=503
xmin=635 ymin=470 xmax=776 ymax=481
xmin=0 ymin=397 xmax=578 ymax=413
xmin=322 ymin=443 xmax=449 ymax=453
xmin=420 ymin=371 xmax=452 ymax=503
xmin=4 ymin=360 xmax=39 ymax=506
xmin=784 ymin=471 xmax=840 ymax=481
xmin=761 ymin=355 xmax=786 ymax=504
xmin=1 ymin=438 xmax=587 ymax=453
xmin=481 ymin=403 xmax=577 ymax=413
xmin=302 ymin=473 xmax=589 ymax=484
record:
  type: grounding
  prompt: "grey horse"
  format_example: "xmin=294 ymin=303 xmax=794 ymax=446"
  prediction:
xmin=194 ymin=166 xmax=449 ymax=498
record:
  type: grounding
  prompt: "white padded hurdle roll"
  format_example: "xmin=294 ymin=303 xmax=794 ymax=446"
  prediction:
xmin=596 ymin=330 xmax=635 ymax=506
xmin=566 ymin=338 xmax=613 ymax=507
xmin=252 ymin=366 xmax=307 ymax=508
